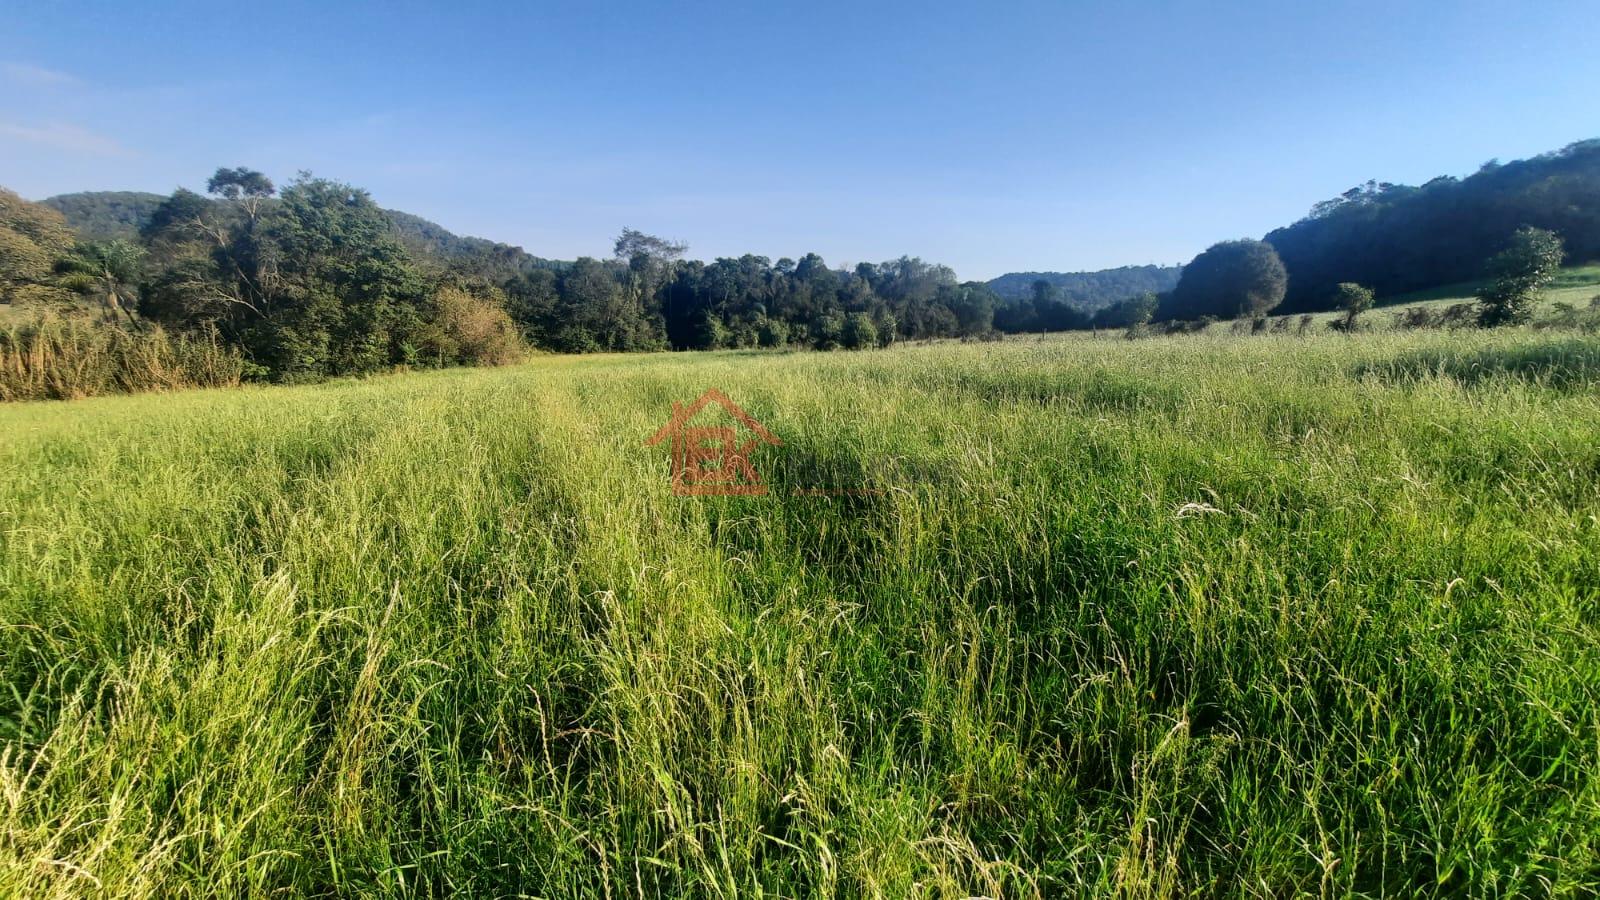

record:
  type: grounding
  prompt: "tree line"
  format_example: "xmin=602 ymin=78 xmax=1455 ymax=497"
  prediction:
xmin=3 ymin=137 xmax=1597 ymax=389
xmin=3 ymin=170 xmax=1020 ymax=383
xmin=976 ymin=139 xmax=1600 ymax=331
xmin=1265 ymin=139 xmax=1600 ymax=311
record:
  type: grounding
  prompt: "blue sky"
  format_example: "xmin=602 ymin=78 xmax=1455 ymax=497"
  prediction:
xmin=3 ymin=0 xmax=1596 ymax=280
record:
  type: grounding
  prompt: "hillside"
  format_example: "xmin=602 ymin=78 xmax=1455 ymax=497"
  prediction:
xmin=39 ymin=190 xmax=557 ymax=272
xmin=383 ymin=208 xmax=564 ymax=278
xmin=40 ymin=191 xmax=166 ymax=241
xmin=986 ymin=264 xmax=1181 ymax=309
xmin=1265 ymin=138 xmax=1600 ymax=311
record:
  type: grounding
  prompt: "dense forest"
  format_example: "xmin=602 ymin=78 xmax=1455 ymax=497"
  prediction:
xmin=992 ymin=138 xmax=1600 ymax=321
xmin=39 ymin=191 xmax=165 ymax=241
xmin=1266 ymin=139 xmax=1600 ymax=311
xmin=3 ymin=138 xmax=1598 ymax=388
xmin=986 ymin=265 xmax=1180 ymax=306
xmin=6 ymin=173 xmax=1012 ymax=384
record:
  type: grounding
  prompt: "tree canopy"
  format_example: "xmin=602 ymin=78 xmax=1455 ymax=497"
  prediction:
xmin=1266 ymin=139 xmax=1600 ymax=311
xmin=7 ymin=137 xmax=1600 ymax=380
xmin=1158 ymin=239 xmax=1287 ymax=321
xmin=1476 ymin=227 xmax=1565 ymax=327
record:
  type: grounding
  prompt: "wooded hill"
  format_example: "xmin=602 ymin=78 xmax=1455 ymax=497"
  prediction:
xmin=985 ymin=265 xmax=1181 ymax=308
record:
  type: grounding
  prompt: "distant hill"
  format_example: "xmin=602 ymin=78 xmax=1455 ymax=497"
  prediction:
xmin=41 ymin=190 xmax=562 ymax=275
xmin=41 ymin=191 xmax=166 ymax=241
xmin=986 ymin=264 xmax=1182 ymax=309
xmin=384 ymin=208 xmax=566 ymax=277
xmin=385 ymin=208 xmax=505 ymax=259
xmin=1265 ymin=138 xmax=1600 ymax=312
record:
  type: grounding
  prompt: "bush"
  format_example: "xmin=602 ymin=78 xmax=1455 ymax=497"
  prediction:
xmin=811 ymin=314 xmax=844 ymax=350
xmin=1395 ymin=307 xmax=1440 ymax=329
xmin=757 ymin=317 xmax=790 ymax=348
xmin=840 ymin=312 xmax=878 ymax=350
xmin=0 ymin=316 xmax=246 ymax=401
xmin=876 ymin=313 xmax=897 ymax=348
xmin=1334 ymin=282 xmax=1375 ymax=330
xmin=423 ymin=286 xmax=526 ymax=367
xmin=1440 ymin=303 xmax=1477 ymax=329
xmin=1477 ymin=227 xmax=1564 ymax=327
xmin=1537 ymin=301 xmax=1600 ymax=334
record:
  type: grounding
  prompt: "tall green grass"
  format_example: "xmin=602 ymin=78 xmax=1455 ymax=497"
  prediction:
xmin=1 ymin=329 xmax=1598 ymax=897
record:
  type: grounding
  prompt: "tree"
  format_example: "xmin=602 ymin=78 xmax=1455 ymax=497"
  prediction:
xmin=142 ymin=173 xmax=429 ymax=380
xmin=206 ymin=167 xmax=276 ymax=222
xmin=140 ymin=188 xmax=215 ymax=243
xmin=613 ymin=227 xmax=687 ymax=264
xmin=503 ymin=268 xmax=561 ymax=346
xmin=1266 ymin=140 xmax=1600 ymax=311
xmin=1031 ymin=279 xmax=1059 ymax=308
xmin=1477 ymin=227 xmax=1565 ymax=327
xmin=1333 ymin=282 xmax=1375 ymax=330
xmin=55 ymin=241 xmax=144 ymax=322
xmin=1092 ymin=292 xmax=1162 ymax=330
xmin=1160 ymin=239 xmax=1287 ymax=321
xmin=987 ymin=265 xmax=1182 ymax=308
xmin=559 ymin=257 xmax=663 ymax=351
xmin=247 ymin=175 xmax=428 ymax=378
xmin=943 ymin=283 xmax=997 ymax=336
xmin=1122 ymin=292 xmax=1158 ymax=338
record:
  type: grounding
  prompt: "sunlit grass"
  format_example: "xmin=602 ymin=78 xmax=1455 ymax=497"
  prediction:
xmin=2 ymin=328 xmax=1598 ymax=896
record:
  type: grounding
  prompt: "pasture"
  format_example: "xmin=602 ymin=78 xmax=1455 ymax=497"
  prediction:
xmin=2 ymin=329 xmax=1598 ymax=897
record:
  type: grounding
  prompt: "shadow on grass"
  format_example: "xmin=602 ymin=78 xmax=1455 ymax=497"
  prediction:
xmin=859 ymin=366 xmax=1189 ymax=415
xmin=1355 ymin=338 xmax=1600 ymax=390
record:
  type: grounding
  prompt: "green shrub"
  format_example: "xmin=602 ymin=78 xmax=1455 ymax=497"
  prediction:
xmin=1477 ymin=227 xmax=1564 ymax=327
xmin=1334 ymin=282 xmax=1375 ymax=330
xmin=840 ymin=312 xmax=878 ymax=349
xmin=421 ymin=286 xmax=526 ymax=367
xmin=757 ymin=317 xmax=790 ymax=348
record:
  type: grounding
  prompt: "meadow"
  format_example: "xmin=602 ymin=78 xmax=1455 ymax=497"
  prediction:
xmin=2 ymin=327 xmax=1598 ymax=897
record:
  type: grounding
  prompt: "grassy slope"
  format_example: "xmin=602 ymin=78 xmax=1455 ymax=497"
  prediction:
xmin=1379 ymin=264 xmax=1600 ymax=307
xmin=2 ymin=331 xmax=1599 ymax=897
xmin=1283 ymin=264 xmax=1600 ymax=331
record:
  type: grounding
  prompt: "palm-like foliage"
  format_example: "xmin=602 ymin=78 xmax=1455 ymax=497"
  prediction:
xmin=55 ymin=240 xmax=144 ymax=321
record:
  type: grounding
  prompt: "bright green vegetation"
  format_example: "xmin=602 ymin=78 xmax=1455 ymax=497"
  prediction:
xmin=1377 ymin=264 xmax=1600 ymax=315
xmin=3 ymin=329 xmax=1599 ymax=897
xmin=5 ymin=137 xmax=1596 ymax=379
xmin=1257 ymin=264 xmax=1600 ymax=333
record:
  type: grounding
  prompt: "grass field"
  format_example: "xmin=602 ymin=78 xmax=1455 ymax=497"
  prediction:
xmin=1379 ymin=264 xmax=1600 ymax=309
xmin=1284 ymin=264 xmax=1600 ymax=331
xmin=3 ymin=328 xmax=1599 ymax=897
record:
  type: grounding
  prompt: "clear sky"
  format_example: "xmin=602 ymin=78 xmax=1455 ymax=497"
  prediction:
xmin=2 ymin=0 xmax=1597 ymax=280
